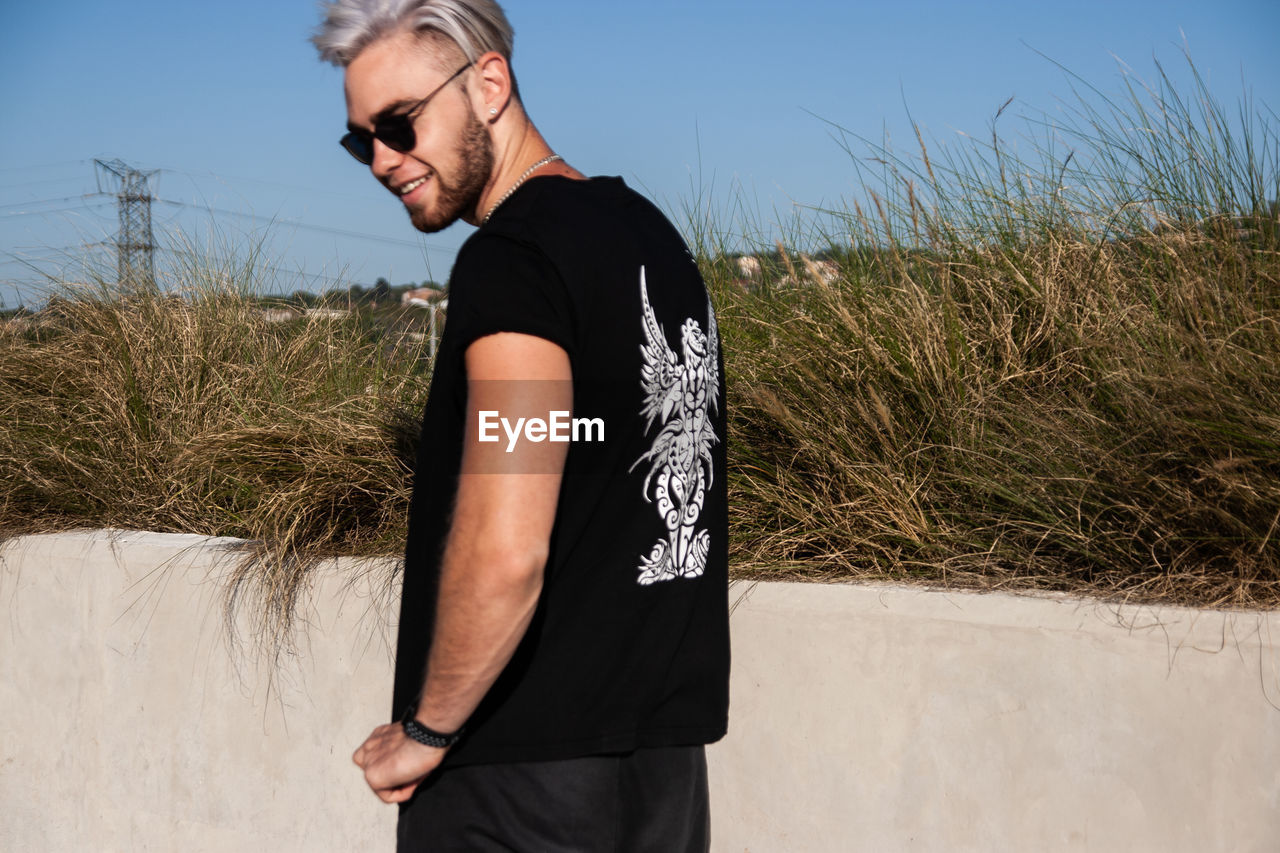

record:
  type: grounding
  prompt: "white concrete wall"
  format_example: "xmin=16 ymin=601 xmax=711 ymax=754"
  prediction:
xmin=0 ymin=530 xmax=400 ymax=852
xmin=2 ymin=530 xmax=1277 ymax=852
xmin=714 ymin=581 xmax=1280 ymax=852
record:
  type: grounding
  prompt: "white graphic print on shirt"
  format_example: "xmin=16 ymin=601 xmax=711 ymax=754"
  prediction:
xmin=630 ymin=266 xmax=721 ymax=585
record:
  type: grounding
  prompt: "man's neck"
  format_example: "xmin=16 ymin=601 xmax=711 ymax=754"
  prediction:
xmin=470 ymin=120 xmax=585 ymax=225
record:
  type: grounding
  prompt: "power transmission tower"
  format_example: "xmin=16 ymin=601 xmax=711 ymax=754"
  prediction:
xmin=94 ymin=159 xmax=158 ymax=291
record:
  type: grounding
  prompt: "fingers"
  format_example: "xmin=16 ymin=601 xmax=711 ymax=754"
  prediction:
xmin=352 ymin=724 xmax=399 ymax=767
xmin=353 ymin=723 xmax=440 ymax=802
xmin=367 ymin=759 xmax=427 ymax=803
xmin=378 ymin=780 xmax=421 ymax=804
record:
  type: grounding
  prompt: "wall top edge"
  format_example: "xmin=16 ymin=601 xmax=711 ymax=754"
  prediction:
xmin=4 ymin=530 xmax=1274 ymax=633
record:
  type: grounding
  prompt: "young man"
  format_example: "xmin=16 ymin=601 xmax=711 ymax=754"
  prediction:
xmin=313 ymin=2 xmax=729 ymax=848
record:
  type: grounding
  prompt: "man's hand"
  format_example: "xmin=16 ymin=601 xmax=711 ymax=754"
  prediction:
xmin=352 ymin=722 xmax=446 ymax=803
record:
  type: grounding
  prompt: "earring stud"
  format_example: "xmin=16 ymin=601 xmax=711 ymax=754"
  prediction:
xmin=489 ymin=107 xmax=497 ymax=115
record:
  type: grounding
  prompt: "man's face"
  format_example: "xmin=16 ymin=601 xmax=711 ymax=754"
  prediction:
xmin=344 ymin=31 xmax=494 ymax=233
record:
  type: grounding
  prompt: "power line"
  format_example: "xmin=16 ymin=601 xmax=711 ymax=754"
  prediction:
xmin=1 ymin=207 xmax=112 ymax=222
xmin=0 ymin=249 xmax=103 ymax=267
xmin=0 ymin=204 xmax=113 ymax=222
xmin=155 ymin=166 xmax=378 ymax=202
xmin=0 ymin=193 xmax=107 ymax=213
xmin=0 ymin=160 xmax=89 ymax=175
xmin=148 ymin=245 xmax=357 ymax=289
xmin=1 ymin=244 xmax=347 ymax=287
xmin=0 ymin=176 xmax=91 ymax=192
xmin=1 ymin=244 xmax=351 ymax=291
xmin=2 ymin=164 xmax=454 ymax=255
xmin=152 ymin=197 xmax=455 ymax=255
xmin=3 ymin=161 xmax=462 ymax=290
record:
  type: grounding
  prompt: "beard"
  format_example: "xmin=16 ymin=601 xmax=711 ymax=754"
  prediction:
xmin=408 ymin=109 xmax=493 ymax=233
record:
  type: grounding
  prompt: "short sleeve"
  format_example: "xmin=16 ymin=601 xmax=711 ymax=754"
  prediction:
xmin=445 ymin=233 xmax=576 ymax=358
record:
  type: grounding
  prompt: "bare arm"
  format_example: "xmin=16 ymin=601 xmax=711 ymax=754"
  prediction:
xmin=353 ymin=332 xmax=571 ymax=802
xmin=415 ymin=331 xmax=570 ymax=730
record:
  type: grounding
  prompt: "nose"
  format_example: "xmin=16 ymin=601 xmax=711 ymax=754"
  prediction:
xmin=370 ymin=138 xmax=405 ymax=179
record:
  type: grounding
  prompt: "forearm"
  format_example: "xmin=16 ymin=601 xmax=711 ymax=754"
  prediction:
xmin=413 ymin=536 xmax=546 ymax=733
xmin=352 ymin=508 xmax=549 ymax=806
xmin=412 ymin=331 xmax=569 ymax=736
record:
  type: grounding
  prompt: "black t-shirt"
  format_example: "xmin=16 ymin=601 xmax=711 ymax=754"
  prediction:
xmin=393 ymin=175 xmax=730 ymax=766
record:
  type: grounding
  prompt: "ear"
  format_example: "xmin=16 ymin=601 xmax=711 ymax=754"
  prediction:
xmin=472 ymin=50 xmax=514 ymax=122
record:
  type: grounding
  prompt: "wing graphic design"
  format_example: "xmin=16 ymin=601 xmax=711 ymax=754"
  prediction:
xmin=630 ymin=266 xmax=720 ymax=585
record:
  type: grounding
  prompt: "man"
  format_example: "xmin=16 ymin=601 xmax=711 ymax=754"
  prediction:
xmin=313 ymin=2 xmax=729 ymax=849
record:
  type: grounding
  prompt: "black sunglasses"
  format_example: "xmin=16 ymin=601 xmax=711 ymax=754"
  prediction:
xmin=340 ymin=63 xmax=472 ymax=165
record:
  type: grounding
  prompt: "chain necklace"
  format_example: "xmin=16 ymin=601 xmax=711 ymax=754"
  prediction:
xmin=481 ymin=154 xmax=563 ymax=225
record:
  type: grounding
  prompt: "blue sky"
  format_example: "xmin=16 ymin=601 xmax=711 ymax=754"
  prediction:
xmin=2 ymin=0 xmax=1277 ymax=306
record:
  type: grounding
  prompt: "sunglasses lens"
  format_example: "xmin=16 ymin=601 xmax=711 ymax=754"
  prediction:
xmin=340 ymin=132 xmax=373 ymax=165
xmin=341 ymin=120 xmax=415 ymax=165
xmin=376 ymin=116 xmax=416 ymax=153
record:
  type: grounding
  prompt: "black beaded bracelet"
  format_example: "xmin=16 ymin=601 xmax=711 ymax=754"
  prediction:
xmin=400 ymin=707 xmax=464 ymax=749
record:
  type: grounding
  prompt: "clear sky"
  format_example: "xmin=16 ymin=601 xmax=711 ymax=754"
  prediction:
xmin=2 ymin=0 xmax=1277 ymax=306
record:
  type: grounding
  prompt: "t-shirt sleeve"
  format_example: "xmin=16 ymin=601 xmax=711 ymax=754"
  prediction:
xmin=445 ymin=233 xmax=576 ymax=358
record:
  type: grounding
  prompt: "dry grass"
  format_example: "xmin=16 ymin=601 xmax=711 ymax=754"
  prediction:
xmin=0 ymin=246 xmax=431 ymax=648
xmin=700 ymin=53 xmax=1280 ymax=608
xmin=1 ymin=53 xmax=1277 ymax=648
xmin=708 ymin=228 xmax=1279 ymax=608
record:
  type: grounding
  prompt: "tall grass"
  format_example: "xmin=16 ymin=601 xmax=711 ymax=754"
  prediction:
xmin=0 ymin=239 xmax=431 ymax=647
xmin=703 ymin=53 xmax=1279 ymax=606
xmin=1 ymin=52 xmax=1276 ymax=636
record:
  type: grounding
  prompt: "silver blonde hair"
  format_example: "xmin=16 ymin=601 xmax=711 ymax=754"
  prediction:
xmin=312 ymin=0 xmax=515 ymax=70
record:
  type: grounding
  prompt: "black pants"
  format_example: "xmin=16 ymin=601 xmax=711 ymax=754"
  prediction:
xmin=396 ymin=745 xmax=710 ymax=852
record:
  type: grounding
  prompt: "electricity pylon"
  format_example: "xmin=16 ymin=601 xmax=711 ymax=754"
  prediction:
xmin=94 ymin=159 xmax=158 ymax=291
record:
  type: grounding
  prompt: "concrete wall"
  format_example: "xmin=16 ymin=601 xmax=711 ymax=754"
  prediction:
xmin=2 ymin=530 xmax=1277 ymax=852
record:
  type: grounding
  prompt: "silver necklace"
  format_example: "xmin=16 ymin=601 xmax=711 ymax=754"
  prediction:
xmin=481 ymin=154 xmax=563 ymax=225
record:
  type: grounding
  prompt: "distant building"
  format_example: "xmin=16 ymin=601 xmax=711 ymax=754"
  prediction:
xmin=401 ymin=287 xmax=448 ymax=358
xmin=401 ymin=287 xmax=448 ymax=308
xmin=727 ymin=252 xmax=839 ymax=290
xmin=303 ymin=308 xmax=351 ymax=320
xmin=804 ymin=258 xmax=839 ymax=284
xmin=260 ymin=307 xmax=301 ymax=323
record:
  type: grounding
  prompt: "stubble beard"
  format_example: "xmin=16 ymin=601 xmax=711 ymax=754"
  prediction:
xmin=409 ymin=110 xmax=494 ymax=233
